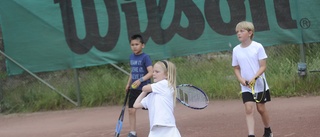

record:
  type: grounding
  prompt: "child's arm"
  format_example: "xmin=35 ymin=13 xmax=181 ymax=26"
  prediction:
xmin=256 ymin=59 xmax=267 ymax=77
xmin=142 ymin=84 xmax=152 ymax=93
xmin=134 ymin=84 xmax=152 ymax=109
xmin=250 ymin=59 xmax=267 ymax=82
xmin=141 ymin=66 xmax=153 ymax=82
xmin=233 ymin=65 xmax=247 ymax=86
xmin=126 ymin=73 xmax=132 ymax=91
xmin=132 ymin=65 xmax=153 ymax=87
xmin=133 ymin=91 xmax=148 ymax=109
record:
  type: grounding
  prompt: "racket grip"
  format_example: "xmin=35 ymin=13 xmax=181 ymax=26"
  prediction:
xmin=245 ymin=81 xmax=249 ymax=86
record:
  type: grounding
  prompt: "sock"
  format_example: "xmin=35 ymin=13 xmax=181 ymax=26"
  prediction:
xmin=130 ymin=131 xmax=136 ymax=135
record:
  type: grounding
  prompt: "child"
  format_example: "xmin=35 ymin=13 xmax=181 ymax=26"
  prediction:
xmin=133 ymin=60 xmax=181 ymax=137
xmin=231 ymin=21 xmax=273 ymax=137
xmin=126 ymin=34 xmax=153 ymax=137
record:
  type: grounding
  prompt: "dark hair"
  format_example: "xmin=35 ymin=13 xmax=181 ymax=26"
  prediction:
xmin=130 ymin=34 xmax=144 ymax=44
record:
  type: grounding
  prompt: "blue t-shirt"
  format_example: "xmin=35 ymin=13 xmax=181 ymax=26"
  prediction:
xmin=130 ymin=52 xmax=152 ymax=90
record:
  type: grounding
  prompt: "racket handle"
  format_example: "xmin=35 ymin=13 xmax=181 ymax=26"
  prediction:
xmin=245 ymin=81 xmax=249 ymax=86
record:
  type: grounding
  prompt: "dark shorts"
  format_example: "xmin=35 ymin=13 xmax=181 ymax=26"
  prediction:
xmin=242 ymin=89 xmax=271 ymax=104
xmin=128 ymin=89 xmax=142 ymax=108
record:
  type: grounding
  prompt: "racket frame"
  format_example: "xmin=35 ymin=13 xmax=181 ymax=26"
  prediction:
xmin=247 ymin=76 xmax=266 ymax=103
xmin=114 ymin=90 xmax=130 ymax=137
xmin=176 ymin=84 xmax=209 ymax=110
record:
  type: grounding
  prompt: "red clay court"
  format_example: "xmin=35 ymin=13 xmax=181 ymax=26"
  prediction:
xmin=0 ymin=96 xmax=319 ymax=137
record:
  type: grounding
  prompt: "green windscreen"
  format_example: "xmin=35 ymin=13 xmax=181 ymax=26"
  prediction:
xmin=0 ymin=0 xmax=319 ymax=75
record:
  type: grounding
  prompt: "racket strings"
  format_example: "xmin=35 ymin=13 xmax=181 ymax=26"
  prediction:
xmin=177 ymin=87 xmax=208 ymax=108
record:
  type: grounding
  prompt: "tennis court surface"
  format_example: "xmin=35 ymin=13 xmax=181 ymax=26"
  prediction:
xmin=0 ymin=96 xmax=319 ymax=137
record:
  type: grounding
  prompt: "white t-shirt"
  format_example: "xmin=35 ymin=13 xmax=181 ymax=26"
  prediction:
xmin=141 ymin=79 xmax=177 ymax=130
xmin=232 ymin=41 xmax=269 ymax=93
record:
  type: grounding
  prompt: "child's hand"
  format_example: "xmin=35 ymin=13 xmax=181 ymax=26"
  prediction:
xmin=248 ymin=77 xmax=257 ymax=87
xmin=125 ymin=84 xmax=130 ymax=92
xmin=241 ymin=79 xmax=248 ymax=87
xmin=131 ymin=80 xmax=141 ymax=89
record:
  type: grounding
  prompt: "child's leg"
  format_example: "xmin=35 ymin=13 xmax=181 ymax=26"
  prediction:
xmin=256 ymin=103 xmax=270 ymax=128
xmin=257 ymin=103 xmax=273 ymax=137
xmin=127 ymin=89 xmax=141 ymax=136
xmin=244 ymin=102 xmax=255 ymax=135
xmin=128 ymin=108 xmax=137 ymax=133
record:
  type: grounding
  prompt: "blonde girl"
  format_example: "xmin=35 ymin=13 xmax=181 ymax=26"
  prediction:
xmin=134 ymin=60 xmax=181 ymax=137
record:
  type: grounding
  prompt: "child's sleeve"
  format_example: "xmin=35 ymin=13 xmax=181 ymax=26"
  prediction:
xmin=258 ymin=44 xmax=268 ymax=60
xmin=232 ymin=48 xmax=238 ymax=66
xmin=145 ymin=55 xmax=152 ymax=67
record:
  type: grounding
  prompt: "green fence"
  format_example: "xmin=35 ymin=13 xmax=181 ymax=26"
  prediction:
xmin=1 ymin=41 xmax=320 ymax=113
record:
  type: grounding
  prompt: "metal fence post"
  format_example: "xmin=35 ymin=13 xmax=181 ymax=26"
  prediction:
xmin=74 ymin=68 xmax=81 ymax=106
xmin=298 ymin=43 xmax=307 ymax=77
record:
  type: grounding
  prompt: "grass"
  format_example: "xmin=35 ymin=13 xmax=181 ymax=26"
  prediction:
xmin=0 ymin=44 xmax=320 ymax=114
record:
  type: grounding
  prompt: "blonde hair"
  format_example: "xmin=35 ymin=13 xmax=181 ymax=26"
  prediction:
xmin=157 ymin=60 xmax=177 ymax=106
xmin=235 ymin=21 xmax=255 ymax=39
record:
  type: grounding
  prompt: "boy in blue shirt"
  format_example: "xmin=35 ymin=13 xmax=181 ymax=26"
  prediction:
xmin=125 ymin=34 xmax=153 ymax=137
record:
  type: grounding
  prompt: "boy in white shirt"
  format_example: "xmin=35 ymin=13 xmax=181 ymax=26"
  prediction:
xmin=232 ymin=21 xmax=273 ymax=137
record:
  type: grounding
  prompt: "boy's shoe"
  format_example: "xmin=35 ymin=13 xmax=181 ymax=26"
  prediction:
xmin=127 ymin=132 xmax=137 ymax=137
xmin=248 ymin=135 xmax=255 ymax=137
xmin=263 ymin=127 xmax=273 ymax=137
xmin=263 ymin=132 xmax=273 ymax=137
xmin=142 ymin=107 xmax=148 ymax=110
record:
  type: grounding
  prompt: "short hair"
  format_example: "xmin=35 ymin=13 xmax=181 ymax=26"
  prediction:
xmin=130 ymin=34 xmax=145 ymax=44
xmin=235 ymin=21 xmax=255 ymax=39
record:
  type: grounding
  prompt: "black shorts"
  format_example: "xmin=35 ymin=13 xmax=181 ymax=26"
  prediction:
xmin=128 ymin=89 xmax=142 ymax=108
xmin=242 ymin=90 xmax=271 ymax=104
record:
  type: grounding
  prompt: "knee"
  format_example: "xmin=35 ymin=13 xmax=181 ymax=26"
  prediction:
xmin=257 ymin=107 xmax=266 ymax=114
xmin=245 ymin=107 xmax=254 ymax=115
xmin=128 ymin=108 xmax=136 ymax=115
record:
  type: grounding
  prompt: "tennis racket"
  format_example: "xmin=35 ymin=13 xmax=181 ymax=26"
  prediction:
xmin=246 ymin=76 xmax=266 ymax=103
xmin=176 ymin=84 xmax=209 ymax=110
xmin=114 ymin=90 xmax=130 ymax=137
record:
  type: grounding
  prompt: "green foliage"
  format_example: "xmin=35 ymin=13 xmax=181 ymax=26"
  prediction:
xmin=0 ymin=44 xmax=320 ymax=114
